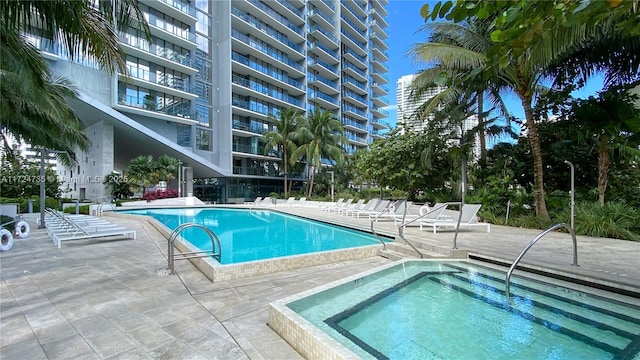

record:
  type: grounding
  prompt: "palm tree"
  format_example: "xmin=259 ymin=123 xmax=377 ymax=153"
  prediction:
xmin=291 ymin=108 xmax=346 ymax=197
xmin=263 ymin=108 xmax=305 ymax=198
xmin=0 ymin=0 xmax=149 ymax=161
xmin=156 ymin=155 xmax=181 ymax=184
xmin=127 ymin=155 xmax=158 ymax=195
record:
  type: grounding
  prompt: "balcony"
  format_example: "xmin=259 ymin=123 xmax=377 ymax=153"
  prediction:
xmin=371 ymin=33 xmax=389 ymax=50
xmin=145 ymin=12 xmax=197 ymax=49
xmin=372 ymin=82 xmax=388 ymax=95
xmin=371 ymin=94 xmax=388 ymax=107
xmin=308 ymin=73 xmax=340 ymax=95
xmin=245 ymin=0 xmax=305 ymax=39
xmin=308 ymin=58 xmax=339 ymax=79
xmin=341 ymin=61 xmax=367 ymax=82
xmin=371 ymin=56 xmax=389 ymax=72
xmin=232 ymin=74 xmax=304 ymax=109
xmin=342 ymin=76 xmax=367 ymax=95
xmin=308 ymin=24 xmax=339 ymax=49
xmin=308 ymin=89 xmax=340 ymax=110
xmin=369 ymin=8 xmax=388 ymax=27
xmin=308 ymin=8 xmax=335 ymax=28
xmin=231 ymin=51 xmax=305 ymax=95
xmin=117 ymin=94 xmax=198 ymax=124
xmin=342 ymin=47 xmax=367 ymax=68
xmin=308 ymin=41 xmax=339 ymax=63
xmin=231 ymin=29 xmax=305 ymax=75
xmin=232 ymin=97 xmax=281 ymax=118
xmin=341 ymin=116 xmax=367 ymax=132
xmin=370 ymin=20 xmax=389 ymax=38
xmin=340 ymin=29 xmax=367 ymax=57
xmin=341 ymin=104 xmax=367 ymax=120
xmin=121 ymin=67 xmax=197 ymax=99
xmin=232 ymin=7 xmax=304 ymax=59
xmin=371 ymin=70 xmax=389 ymax=84
xmin=341 ymin=1 xmax=367 ymax=21
xmin=233 ymin=118 xmax=273 ymax=136
xmin=340 ymin=16 xmax=367 ymax=44
xmin=318 ymin=0 xmax=335 ymax=14
xmin=141 ymin=0 xmax=196 ymax=25
xmin=342 ymin=90 xmax=367 ymax=108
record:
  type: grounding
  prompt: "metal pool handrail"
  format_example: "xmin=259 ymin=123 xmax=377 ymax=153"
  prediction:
xmin=397 ymin=202 xmax=461 ymax=254
xmin=505 ymin=222 xmax=578 ymax=300
xmin=369 ymin=200 xmax=397 ymax=250
xmin=167 ymin=223 xmax=221 ymax=274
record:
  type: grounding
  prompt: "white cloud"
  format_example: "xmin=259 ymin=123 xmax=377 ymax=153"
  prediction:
xmin=381 ymin=105 xmax=397 ymax=111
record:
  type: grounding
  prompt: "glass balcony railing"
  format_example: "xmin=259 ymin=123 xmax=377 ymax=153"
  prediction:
xmin=231 ymin=52 xmax=305 ymax=90
xmin=322 ymin=0 xmax=335 ymax=12
xmin=232 ymin=74 xmax=303 ymax=107
xmin=308 ymin=8 xmax=335 ymax=27
xmin=118 ymin=94 xmax=197 ymax=119
xmin=308 ymin=58 xmax=339 ymax=74
xmin=308 ymin=73 xmax=339 ymax=89
xmin=308 ymin=24 xmax=339 ymax=45
xmin=341 ymin=103 xmax=367 ymax=118
xmin=341 ymin=61 xmax=366 ymax=78
xmin=372 ymin=82 xmax=389 ymax=93
xmin=232 ymin=30 xmax=304 ymax=72
xmin=119 ymin=33 xmax=196 ymax=68
xmin=125 ymin=66 xmax=194 ymax=93
xmin=340 ymin=29 xmax=366 ymax=50
xmin=232 ymin=97 xmax=281 ymax=117
xmin=341 ymin=15 xmax=365 ymax=33
xmin=158 ymin=0 xmax=196 ymax=17
xmin=232 ymin=7 xmax=303 ymax=53
xmin=341 ymin=2 xmax=367 ymax=23
xmin=233 ymin=119 xmax=273 ymax=134
xmin=277 ymin=0 xmax=304 ymax=18
xmin=341 ymin=117 xmax=367 ymax=131
xmin=145 ymin=12 xmax=196 ymax=43
xmin=308 ymin=41 xmax=339 ymax=59
xmin=308 ymin=90 xmax=339 ymax=105
xmin=342 ymin=46 xmax=367 ymax=64
xmin=342 ymin=76 xmax=366 ymax=91
xmin=247 ymin=0 xmax=304 ymax=37
xmin=345 ymin=132 xmax=368 ymax=143
xmin=342 ymin=90 xmax=367 ymax=104
xmin=372 ymin=107 xmax=390 ymax=117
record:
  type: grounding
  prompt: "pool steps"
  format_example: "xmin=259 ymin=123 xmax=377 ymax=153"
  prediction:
xmin=379 ymin=237 xmax=468 ymax=260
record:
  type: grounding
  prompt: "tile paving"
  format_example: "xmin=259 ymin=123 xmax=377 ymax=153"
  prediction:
xmin=1 ymin=203 xmax=638 ymax=359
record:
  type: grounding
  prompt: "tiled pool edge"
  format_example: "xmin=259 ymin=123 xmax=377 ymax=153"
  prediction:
xmin=109 ymin=212 xmax=384 ymax=283
xmin=267 ymin=259 xmax=458 ymax=360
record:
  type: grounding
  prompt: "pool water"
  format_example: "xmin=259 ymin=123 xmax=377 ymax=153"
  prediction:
xmin=121 ymin=208 xmax=386 ymax=264
xmin=287 ymin=261 xmax=640 ymax=360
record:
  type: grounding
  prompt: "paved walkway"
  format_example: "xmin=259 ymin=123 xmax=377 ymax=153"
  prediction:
xmin=1 ymin=205 xmax=638 ymax=359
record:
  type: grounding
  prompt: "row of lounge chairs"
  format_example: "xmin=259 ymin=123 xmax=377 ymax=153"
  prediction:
xmin=245 ymin=197 xmax=307 ymax=207
xmin=317 ymin=199 xmax=490 ymax=233
xmin=44 ymin=209 xmax=136 ymax=248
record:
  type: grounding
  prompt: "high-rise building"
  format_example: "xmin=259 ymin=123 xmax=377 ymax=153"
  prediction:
xmin=26 ymin=0 xmax=389 ymax=203
xmin=396 ymin=73 xmax=446 ymax=131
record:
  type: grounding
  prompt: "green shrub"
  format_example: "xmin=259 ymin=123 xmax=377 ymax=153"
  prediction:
xmin=63 ymin=204 xmax=90 ymax=215
xmin=555 ymin=201 xmax=640 ymax=241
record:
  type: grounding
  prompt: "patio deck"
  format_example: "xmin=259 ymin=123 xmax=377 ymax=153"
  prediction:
xmin=1 ymin=204 xmax=638 ymax=359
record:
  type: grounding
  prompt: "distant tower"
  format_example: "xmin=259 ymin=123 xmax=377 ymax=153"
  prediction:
xmin=396 ymin=74 xmax=446 ymax=131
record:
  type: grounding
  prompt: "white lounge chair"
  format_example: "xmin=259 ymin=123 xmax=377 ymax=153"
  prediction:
xmin=284 ymin=197 xmax=296 ymax=206
xmin=319 ymin=198 xmax=343 ymax=212
xmin=291 ymin=197 xmax=306 ymax=207
xmin=353 ymin=199 xmax=390 ymax=218
xmin=396 ymin=203 xmax=448 ymax=226
xmin=49 ymin=216 xmax=136 ymax=248
xmin=244 ymin=197 xmax=263 ymax=205
xmin=374 ymin=200 xmax=413 ymax=221
xmin=345 ymin=198 xmax=379 ymax=217
xmin=419 ymin=204 xmax=490 ymax=233
xmin=337 ymin=199 xmax=365 ymax=215
xmin=328 ymin=199 xmax=353 ymax=213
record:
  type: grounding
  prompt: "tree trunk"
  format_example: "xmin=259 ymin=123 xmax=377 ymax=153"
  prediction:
xmin=597 ymin=137 xmax=610 ymax=205
xmin=477 ymin=94 xmax=486 ymax=161
xmin=307 ymin=165 xmax=315 ymax=198
xmin=519 ymin=93 xmax=551 ymax=221
xmin=283 ymin=147 xmax=288 ymax=198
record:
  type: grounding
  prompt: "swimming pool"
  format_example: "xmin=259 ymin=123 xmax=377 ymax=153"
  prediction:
xmin=269 ymin=260 xmax=640 ymax=359
xmin=118 ymin=207 xmax=389 ymax=281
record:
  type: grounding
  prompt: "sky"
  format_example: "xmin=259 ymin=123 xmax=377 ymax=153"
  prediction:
xmin=382 ymin=1 xmax=606 ymax=143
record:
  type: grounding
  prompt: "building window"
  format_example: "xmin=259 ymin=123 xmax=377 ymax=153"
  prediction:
xmin=196 ymin=128 xmax=211 ymax=151
xmin=177 ymin=125 xmax=190 ymax=146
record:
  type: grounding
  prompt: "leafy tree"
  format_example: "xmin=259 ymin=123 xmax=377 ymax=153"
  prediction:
xmin=355 ymin=126 xmax=452 ymax=200
xmin=291 ymin=108 xmax=346 ymax=197
xmin=263 ymin=108 xmax=305 ymax=198
xmin=0 ymin=153 xmax=60 ymax=198
xmin=568 ymin=88 xmax=640 ymax=204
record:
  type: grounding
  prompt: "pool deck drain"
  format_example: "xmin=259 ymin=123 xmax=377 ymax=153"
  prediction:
xmin=1 ymin=203 xmax=639 ymax=360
